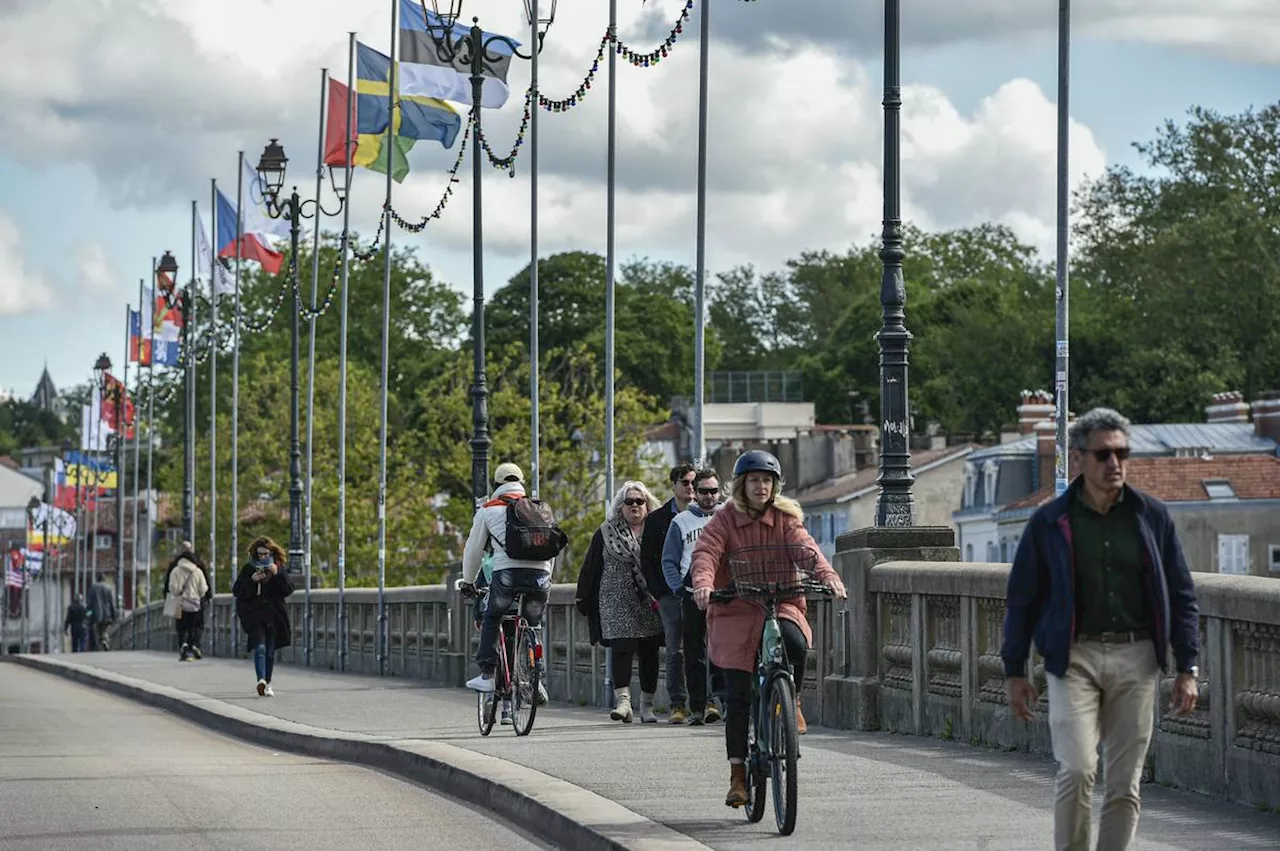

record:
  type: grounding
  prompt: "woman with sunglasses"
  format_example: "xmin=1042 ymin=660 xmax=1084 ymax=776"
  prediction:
xmin=575 ymin=481 xmax=665 ymax=723
xmin=232 ymin=537 xmax=294 ymax=697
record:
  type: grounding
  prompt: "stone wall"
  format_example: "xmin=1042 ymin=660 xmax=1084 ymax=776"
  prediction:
xmin=109 ymin=525 xmax=1280 ymax=810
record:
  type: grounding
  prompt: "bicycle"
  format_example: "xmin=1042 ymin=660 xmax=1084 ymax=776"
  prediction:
xmin=460 ymin=583 xmax=543 ymax=737
xmin=709 ymin=544 xmax=832 ymax=836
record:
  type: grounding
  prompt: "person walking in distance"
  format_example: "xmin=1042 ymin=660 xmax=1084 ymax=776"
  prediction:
xmin=64 ymin=594 xmax=88 ymax=653
xmin=167 ymin=552 xmax=209 ymax=662
xmin=662 ymin=468 xmax=725 ymax=725
xmin=576 ymin=481 xmax=665 ymax=723
xmin=86 ymin=572 xmax=117 ymax=651
xmin=641 ymin=463 xmax=697 ymax=724
xmin=164 ymin=542 xmax=211 ymax=659
xmin=233 ymin=537 xmax=294 ymax=696
xmin=460 ymin=463 xmax=561 ymax=707
xmin=1003 ymin=408 xmax=1201 ymax=851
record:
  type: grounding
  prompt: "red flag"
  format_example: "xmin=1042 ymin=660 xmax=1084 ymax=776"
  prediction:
xmin=324 ymin=77 xmax=358 ymax=167
xmin=101 ymin=373 xmax=136 ymax=439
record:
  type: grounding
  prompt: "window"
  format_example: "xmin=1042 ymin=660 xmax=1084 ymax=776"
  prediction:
xmin=1269 ymin=545 xmax=1280 ymax=573
xmin=965 ymin=543 xmax=974 ymax=561
xmin=1218 ymin=534 xmax=1250 ymax=575
xmin=986 ymin=542 xmax=998 ymax=562
xmin=1203 ymin=480 xmax=1237 ymax=500
xmin=983 ymin=461 xmax=999 ymax=506
xmin=962 ymin=463 xmax=977 ymax=508
xmin=999 ymin=539 xmax=1009 ymax=561
xmin=826 ymin=513 xmax=836 ymax=544
xmin=95 ymin=534 xmax=112 ymax=551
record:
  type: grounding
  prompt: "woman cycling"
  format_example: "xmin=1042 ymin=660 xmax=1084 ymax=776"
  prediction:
xmin=690 ymin=450 xmax=847 ymax=808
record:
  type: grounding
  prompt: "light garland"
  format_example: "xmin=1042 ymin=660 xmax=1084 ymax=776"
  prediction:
xmin=388 ymin=122 xmax=472 ymax=231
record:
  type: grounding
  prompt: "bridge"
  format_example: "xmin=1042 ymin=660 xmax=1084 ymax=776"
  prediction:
xmin=6 ymin=527 xmax=1280 ymax=849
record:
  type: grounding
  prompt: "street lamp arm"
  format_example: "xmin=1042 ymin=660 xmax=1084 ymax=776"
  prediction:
xmin=425 ymin=19 xmax=542 ymax=71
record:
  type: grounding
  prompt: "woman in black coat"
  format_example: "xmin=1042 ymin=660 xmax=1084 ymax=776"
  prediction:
xmin=232 ymin=536 xmax=293 ymax=696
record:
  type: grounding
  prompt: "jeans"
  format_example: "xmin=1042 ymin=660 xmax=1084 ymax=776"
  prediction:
xmin=475 ymin=568 xmax=550 ymax=675
xmin=69 ymin=626 xmax=88 ymax=653
xmin=611 ymin=636 xmax=661 ymax=694
xmin=658 ymin=594 xmax=686 ymax=705
xmin=250 ymin=627 xmax=277 ymax=683
xmin=1048 ymin=638 xmax=1158 ymax=851
xmin=682 ymin=592 xmax=726 ymax=713
xmin=723 ymin=618 xmax=808 ymax=761
xmin=176 ymin=610 xmax=202 ymax=654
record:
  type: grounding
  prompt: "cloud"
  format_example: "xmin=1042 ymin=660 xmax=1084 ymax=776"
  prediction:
xmin=74 ymin=243 xmax=117 ymax=294
xmin=0 ymin=214 xmax=55 ymax=316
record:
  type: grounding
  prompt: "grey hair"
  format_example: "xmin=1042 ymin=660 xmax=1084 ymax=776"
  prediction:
xmin=1069 ymin=407 xmax=1132 ymax=452
xmin=607 ymin=480 xmax=662 ymax=520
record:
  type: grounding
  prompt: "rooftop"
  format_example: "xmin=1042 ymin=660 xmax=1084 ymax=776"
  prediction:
xmin=970 ymin=422 xmax=1277 ymax=462
xmin=795 ymin=444 xmax=974 ymax=505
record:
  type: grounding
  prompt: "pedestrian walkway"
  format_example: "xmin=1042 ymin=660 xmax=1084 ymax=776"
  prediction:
xmin=15 ymin=652 xmax=1280 ymax=850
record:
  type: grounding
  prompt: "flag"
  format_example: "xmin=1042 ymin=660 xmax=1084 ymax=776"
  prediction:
xmin=398 ymin=0 xmax=516 ymax=108
xmin=65 ymin=450 xmax=117 ymax=491
xmin=152 ymin=274 xmax=182 ymax=367
xmin=324 ymin=76 xmax=408 ymax=183
xmin=197 ymin=214 xmax=235 ymax=294
xmin=52 ymin=458 xmax=77 ymax=511
xmin=5 ymin=548 xmax=24 ymax=589
xmin=101 ymin=373 xmax=135 ymax=439
xmin=356 ymin=42 xmax=461 ymax=146
xmin=80 ymin=395 xmax=113 ymax=453
xmin=27 ymin=501 xmax=74 ymax=552
xmin=216 ymin=160 xmax=288 ymax=274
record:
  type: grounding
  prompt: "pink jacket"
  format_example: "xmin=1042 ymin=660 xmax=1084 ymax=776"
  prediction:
xmin=689 ymin=502 xmax=838 ymax=673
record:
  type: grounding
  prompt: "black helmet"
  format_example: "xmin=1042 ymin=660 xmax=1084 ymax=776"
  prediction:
xmin=733 ymin=450 xmax=782 ymax=479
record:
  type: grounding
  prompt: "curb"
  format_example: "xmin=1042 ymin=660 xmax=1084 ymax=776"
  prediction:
xmin=9 ymin=655 xmax=709 ymax=851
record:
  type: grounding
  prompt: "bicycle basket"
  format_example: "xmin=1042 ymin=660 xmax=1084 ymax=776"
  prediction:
xmin=725 ymin=545 xmax=821 ymax=599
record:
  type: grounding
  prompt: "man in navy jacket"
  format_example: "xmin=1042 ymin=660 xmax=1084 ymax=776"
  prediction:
xmin=1002 ymin=407 xmax=1200 ymax=851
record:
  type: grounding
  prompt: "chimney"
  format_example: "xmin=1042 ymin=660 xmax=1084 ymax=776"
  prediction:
xmin=1252 ymin=391 xmax=1280 ymax=443
xmin=1206 ymin=391 xmax=1249 ymax=423
xmin=1017 ymin=389 xmax=1054 ymax=434
xmin=1035 ymin=419 xmax=1056 ymax=492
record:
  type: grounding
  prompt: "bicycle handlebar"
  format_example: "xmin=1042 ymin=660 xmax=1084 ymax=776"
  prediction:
xmin=708 ymin=581 xmax=833 ymax=603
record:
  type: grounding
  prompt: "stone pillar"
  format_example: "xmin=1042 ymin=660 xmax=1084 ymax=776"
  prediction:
xmin=443 ymin=564 xmax=469 ymax=687
xmin=822 ymin=525 xmax=959 ymax=730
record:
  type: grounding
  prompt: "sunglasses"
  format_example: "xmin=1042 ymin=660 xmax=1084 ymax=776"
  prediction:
xmin=1089 ymin=447 xmax=1131 ymax=462
xmin=676 ymin=478 xmax=695 ymax=487
xmin=623 ymin=498 xmax=647 ymax=507
xmin=696 ymin=487 xmax=719 ymax=495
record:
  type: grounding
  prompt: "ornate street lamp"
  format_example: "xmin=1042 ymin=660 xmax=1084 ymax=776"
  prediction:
xmin=255 ymin=138 xmax=350 ymax=666
xmin=419 ymin=0 xmax=555 ymax=509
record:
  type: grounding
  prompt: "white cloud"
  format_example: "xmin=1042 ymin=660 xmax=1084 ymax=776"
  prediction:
xmin=74 ymin=243 xmax=117 ymax=294
xmin=0 ymin=214 xmax=55 ymax=316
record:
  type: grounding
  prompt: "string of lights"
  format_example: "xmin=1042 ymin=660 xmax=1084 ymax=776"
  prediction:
xmin=387 ymin=122 xmax=472 ymax=231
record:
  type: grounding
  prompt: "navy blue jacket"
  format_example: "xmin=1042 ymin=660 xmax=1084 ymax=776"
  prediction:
xmin=1002 ymin=479 xmax=1200 ymax=679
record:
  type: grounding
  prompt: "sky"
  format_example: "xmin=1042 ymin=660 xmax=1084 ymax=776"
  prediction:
xmin=0 ymin=0 xmax=1277 ymax=399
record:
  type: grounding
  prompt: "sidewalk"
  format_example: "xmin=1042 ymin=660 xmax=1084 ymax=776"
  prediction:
xmin=17 ymin=651 xmax=1280 ymax=851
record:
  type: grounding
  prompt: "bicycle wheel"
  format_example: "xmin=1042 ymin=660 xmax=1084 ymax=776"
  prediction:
xmin=768 ymin=675 xmax=799 ymax=835
xmin=511 ymin=625 xmax=539 ymax=736
xmin=745 ymin=705 xmax=767 ymax=823
xmin=477 ymin=689 xmax=497 ymax=736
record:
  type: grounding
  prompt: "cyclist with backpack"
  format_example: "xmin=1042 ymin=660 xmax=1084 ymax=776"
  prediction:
xmin=461 ymin=463 xmax=566 ymax=696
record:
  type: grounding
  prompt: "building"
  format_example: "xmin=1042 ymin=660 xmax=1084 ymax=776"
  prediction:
xmin=796 ymin=442 xmax=976 ymax=560
xmin=31 ymin=367 xmax=58 ymax=413
xmin=954 ymin=389 xmax=1280 ymax=574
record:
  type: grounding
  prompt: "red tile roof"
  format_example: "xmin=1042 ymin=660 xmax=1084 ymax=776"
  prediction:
xmin=998 ymin=455 xmax=1280 ymax=513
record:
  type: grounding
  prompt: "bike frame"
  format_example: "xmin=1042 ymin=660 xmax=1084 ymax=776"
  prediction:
xmin=749 ymin=598 xmax=793 ymax=772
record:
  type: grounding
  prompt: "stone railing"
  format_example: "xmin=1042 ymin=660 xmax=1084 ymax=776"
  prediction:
xmin=108 ymin=526 xmax=1280 ymax=809
xmin=820 ymin=527 xmax=1280 ymax=811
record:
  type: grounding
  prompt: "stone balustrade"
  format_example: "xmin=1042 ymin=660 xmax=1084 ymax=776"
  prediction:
xmin=109 ymin=526 xmax=1280 ymax=810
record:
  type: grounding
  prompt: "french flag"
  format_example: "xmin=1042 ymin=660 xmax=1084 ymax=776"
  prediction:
xmin=216 ymin=166 xmax=286 ymax=274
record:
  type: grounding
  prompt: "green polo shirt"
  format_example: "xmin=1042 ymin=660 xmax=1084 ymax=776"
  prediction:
xmin=1070 ymin=487 xmax=1150 ymax=635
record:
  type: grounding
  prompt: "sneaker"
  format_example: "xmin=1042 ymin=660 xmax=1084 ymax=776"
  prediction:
xmin=501 ymin=700 xmax=513 ymax=724
xmin=668 ymin=704 xmax=689 ymax=725
xmin=688 ymin=711 xmax=705 ymax=727
xmin=264 ymin=685 xmax=275 ymax=697
xmin=191 ymin=645 xmax=203 ymax=660
xmin=703 ymin=703 xmax=722 ymax=724
xmin=466 ymin=673 xmax=495 ymax=693
xmin=535 ymin=681 xmax=548 ymax=706
xmin=256 ymin=678 xmax=267 ymax=696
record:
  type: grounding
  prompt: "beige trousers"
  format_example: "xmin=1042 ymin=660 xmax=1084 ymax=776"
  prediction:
xmin=1047 ymin=638 xmax=1158 ymax=851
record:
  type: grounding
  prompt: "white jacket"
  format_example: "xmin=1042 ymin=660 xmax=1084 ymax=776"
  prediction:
xmin=168 ymin=558 xmax=208 ymax=606
xmin=461 ymin=482 xmax=553 ymax=582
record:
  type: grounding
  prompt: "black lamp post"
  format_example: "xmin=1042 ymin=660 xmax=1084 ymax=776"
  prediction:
xmin=874 ymin=0 xmax=916 ymax=527
xmin=421 ymin=0 xmax=555 ymax=506
xmin=256 ymin=138 xmax=348 ymax=579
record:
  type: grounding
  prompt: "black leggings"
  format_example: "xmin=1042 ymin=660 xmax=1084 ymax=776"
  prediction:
xmin=724 ymin=618 xmax=808 ymax=761
xmin=177 ymin=609 xmax=203 ymax=650
xmin=611 ymin=636 xmax=661 ymax=695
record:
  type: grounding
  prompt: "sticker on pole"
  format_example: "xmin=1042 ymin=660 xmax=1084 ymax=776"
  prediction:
xmin=1056 ymin=340 xmax=1069 ymax=357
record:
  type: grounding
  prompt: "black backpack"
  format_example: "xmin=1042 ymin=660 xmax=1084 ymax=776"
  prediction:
xmin=494 ymin=494 xmax=569 ymax=561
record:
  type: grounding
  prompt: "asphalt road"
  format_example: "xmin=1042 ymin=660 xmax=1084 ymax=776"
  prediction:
xmin=0 ymin=663 xmax=551 ymax=851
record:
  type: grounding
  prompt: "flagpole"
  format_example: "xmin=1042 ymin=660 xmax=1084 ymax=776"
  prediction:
xmin=131 ymin=281 xmax=143 ymax=612
xmin=694 ymin=0 xmax=710 ymax=466
xmin=337 ymin=32 xmax=356 ymax=674
xmin=117 ymin=307 xmax=129 ymax=617
xmin=186 ymin=200 xmax=197 ymax=549
xmin=89 ymin=388 xmax=102 ymax=600
xmin=529 ymin=8 xmax=540 ymax=498
xmin=231 ymin=155 xmax=244 ymax=657
xmin=146 ymin=257 xmax=157 ymax=649
xmin=1053 ymin=0 xmax=1071 ymax=498
xmin=603 ymin=0 xmax=617 ymax=701
xmin=208 ymin=180 xmax=219 ymax=657
xmin=375 ymin=0 xmax=397 ymax=677
xmin=303 ymin=68 xmax=328 ymax=669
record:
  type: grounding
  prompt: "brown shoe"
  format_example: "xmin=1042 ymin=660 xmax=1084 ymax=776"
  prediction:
xmin=795 ymin=698 xmax=807 ymax=735
xmin=725 ymin=763 xmax=749 ymax=808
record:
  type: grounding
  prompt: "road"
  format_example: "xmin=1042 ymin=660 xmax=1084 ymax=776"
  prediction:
xmin=0 ymin=663 xmax=550 ymax=851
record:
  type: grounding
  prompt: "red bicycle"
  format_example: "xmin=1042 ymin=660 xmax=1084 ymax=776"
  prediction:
xmin=461 ymin=585 xmax=543 ymax=737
